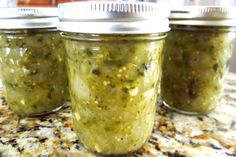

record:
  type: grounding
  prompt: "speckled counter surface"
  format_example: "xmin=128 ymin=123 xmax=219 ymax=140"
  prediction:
xmin=0 ymin=74 xmax=236 ymax=157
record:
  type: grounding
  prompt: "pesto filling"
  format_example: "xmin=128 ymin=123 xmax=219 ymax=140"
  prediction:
xmin=0 ymin=30 xmax=68 ymax=116
xmin=63 ymin=33 xmax=165 ymax=155
xmin=161 ymin=26 xmax=236 ymax=114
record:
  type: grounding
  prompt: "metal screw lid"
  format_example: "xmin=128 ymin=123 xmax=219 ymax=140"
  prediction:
xmin=170 ymin=6 xmax=236 ymax=27
xmin=58 ymin=1 xmax=170 ymax=34
xmin=0 ymin=7 xmax=58 ymax=29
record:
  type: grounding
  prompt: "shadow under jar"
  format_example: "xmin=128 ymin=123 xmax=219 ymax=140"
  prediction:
xmin=58 ymin=1 xmax=170 ymax=155
xmin=161 ymin=6 xmax=236 ymax=115
xmin=0 ymin=8 xmax=68 ymax=117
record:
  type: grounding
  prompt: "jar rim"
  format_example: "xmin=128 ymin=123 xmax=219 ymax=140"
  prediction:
xmin=170 ymin=6 xmax=236 ymax=27
xmin=0 ymin=7 xmax=58 ymax=29
xmin=58 ymin=1 xmax=170 ymax=34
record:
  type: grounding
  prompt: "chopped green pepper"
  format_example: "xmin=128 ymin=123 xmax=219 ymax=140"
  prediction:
xmin=161 ymin=26 xmax=236 ymax=114
xmin=62 ymin=33 xmax=166 ymax=155
xmin=0 ymin=29 xmax=68 ymax=116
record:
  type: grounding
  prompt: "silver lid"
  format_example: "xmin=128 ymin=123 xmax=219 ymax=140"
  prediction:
xmin=170 ymin=6 xmax=236 ymax=27
xmin=58 ymin=1 xmax=170 ymax=34
xmin=0 ymin=7 xmax=58 ymax=29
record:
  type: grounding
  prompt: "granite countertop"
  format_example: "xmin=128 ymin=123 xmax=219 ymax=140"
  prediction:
xmin=0 ymin=74 xmax=236 ymax=157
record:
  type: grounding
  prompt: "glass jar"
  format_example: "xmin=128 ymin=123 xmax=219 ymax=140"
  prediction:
xmin=58 ymin=1 xmax=170 ymax=155
xmin=0 ymin=8 xmax=68 ymax=116
xmin=161 ymin=6 xmax=236 ymax=115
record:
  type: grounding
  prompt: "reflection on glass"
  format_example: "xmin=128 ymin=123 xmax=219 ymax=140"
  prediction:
xmin=0 ymin=0 xmax=17 ymax=7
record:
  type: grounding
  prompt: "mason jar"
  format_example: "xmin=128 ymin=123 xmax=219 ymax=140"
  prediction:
xmin=0 ymin=8 xmax=68 ymax=116
xmin=161 ymin=6 xmax=236 ymax=115
xmin=58 ymin=1 xmax=170 ymax=155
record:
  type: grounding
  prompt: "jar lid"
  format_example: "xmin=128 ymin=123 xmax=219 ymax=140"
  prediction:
xmin=0 ymin=7 xmax=58 ymax=29
xmin=58 ymin=1 xmax=170 ymax=34
xmin=170 ymin=6 xmax=236 ymax=27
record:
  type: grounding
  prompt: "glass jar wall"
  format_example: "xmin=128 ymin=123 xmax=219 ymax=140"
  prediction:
xmin=58 ymin=1 xmax=170 ymax=155
xmin=161 ymin=6 xmax=236 ymax=115
xmin=0 ymin=8 xmax=68 ymax=116
xmin=161 ymin=26 xmax=236 ymax=114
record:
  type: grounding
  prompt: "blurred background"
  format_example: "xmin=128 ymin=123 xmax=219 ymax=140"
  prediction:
xmin=0 ymin=0 xmax=235 ymax=72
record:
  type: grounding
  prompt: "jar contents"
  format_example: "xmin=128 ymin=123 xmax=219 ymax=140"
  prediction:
xmin=0 ymin=30 xmax=68 ymax=116
xmin=63 ymin=34 xmax=165 ymax=155
xmin=59 ymin=1 xmax=170 ymax=154
xmin=161 ymin=26 xmax=236 ymax=114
